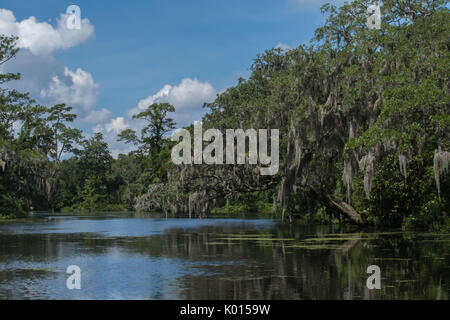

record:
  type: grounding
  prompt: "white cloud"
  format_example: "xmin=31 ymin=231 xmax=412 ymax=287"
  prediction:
xmin=2 ymin=49 xmax=64 ymax=93
xmin=91 ymin=78 xmax=217 ymax=158
xmin=275 ymin=42 xmax=292 ymax=51
xmin=0 ymin=8 xmax=94 ymax=56
xmin=1 ymin=8 xmax=219 ymax=157
xmin=105 ymin=117 xmax=129 ymax=134
xmin=1 ymin=8 xmax=106 ymax=124
xmin=84 ymin=108 xmax=112 ymax=124
xmin=131 ymin=78 xmax=216 ymax=113
xmin=93 ymin=117 xmax=133 ymax=158
xmin=0 ymin=9 xmax=16 ymax=35
xmin=129 ymin=78 xmax=217 ymax=128
xmin=40 ymin=67 xmax=99 ymax=112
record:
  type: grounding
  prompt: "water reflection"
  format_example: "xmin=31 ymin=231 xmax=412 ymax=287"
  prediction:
xmin=0 ymin=215 xmax=448 ymax=299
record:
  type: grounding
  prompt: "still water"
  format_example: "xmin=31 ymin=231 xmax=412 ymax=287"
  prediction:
xmin=0 ymin=213 xmax=448 ymax=299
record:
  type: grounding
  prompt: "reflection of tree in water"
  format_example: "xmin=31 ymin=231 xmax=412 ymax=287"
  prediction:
xmin=0 ymin=224 xmax=447 ymax=299
xmin=123 ymin=225 xmax=449 ymax=300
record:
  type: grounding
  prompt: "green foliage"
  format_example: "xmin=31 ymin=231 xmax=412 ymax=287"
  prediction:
xmin=119 ymin=102 xmax=176 ymax=155
xmin=153 ymin=0 xmax=449 ymax=228
xmin=350 ymin=153 xmax=449 ymax=228
xmin=212 ymin=191 xmax=275 ymax=217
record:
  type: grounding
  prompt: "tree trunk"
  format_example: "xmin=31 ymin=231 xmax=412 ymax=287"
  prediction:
xmin=324 ymin=195 xmax=364 ymax=226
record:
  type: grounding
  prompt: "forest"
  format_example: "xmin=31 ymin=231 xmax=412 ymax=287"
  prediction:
xmin=0 ymin=0 xmax=449 ymax=230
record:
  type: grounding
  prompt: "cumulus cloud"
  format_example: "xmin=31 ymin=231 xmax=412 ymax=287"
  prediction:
xmin=275 ymin=42 xmax=292 ymax=51
xmin=40 ymin=67 xmax=99 ymax=112
xmin=92 ymin=78 xmax=217 ymax=157
xmin=131 ymin=78 xmax=216 ymax=113
xmin=0 ymin=8 xmax=94 ymax=55
xmin=1 ymin=8 xmax=218 ymax=158
xmin=93 ymin=117 xmax=133 ymax=158
xmin=0 ymin=8 xmax=107 ymax=125
xmin=2 ymin=49 xmax=64 ymax=94
xmin=105 ymin=117 xmax=129 ymax=134
xmin=84 ymin=108 xmax=112 ymax=124
xmin=129 ymin=78 xmax=217 ymax=128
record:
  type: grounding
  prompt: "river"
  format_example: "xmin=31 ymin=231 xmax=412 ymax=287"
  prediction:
xmin=0 ymin=213 xmax=448 ymax=299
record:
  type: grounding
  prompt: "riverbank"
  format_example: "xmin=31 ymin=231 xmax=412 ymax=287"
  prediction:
xmin=1 ymin=208 xmax=449 ymax=232
xmin=0 ymin=216 xmax=37 ymax=223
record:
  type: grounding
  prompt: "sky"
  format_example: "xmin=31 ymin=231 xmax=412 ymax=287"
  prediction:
xmin=0 ymin=0 xmax=345 ymax=156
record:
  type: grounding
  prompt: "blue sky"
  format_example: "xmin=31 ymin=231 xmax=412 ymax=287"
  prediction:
xmin=0 ymin=0 xmax=342 ymax=155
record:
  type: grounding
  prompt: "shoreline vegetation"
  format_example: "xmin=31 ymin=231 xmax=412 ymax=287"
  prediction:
xmin=1 ymin=211 xmax=447 ymax=239
xmin=0 ymin=0 xmax=449 ymax=231
xmin=1 ymin=208 xmax=448 ymax=234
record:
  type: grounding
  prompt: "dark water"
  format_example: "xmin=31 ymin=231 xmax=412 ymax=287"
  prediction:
xmin=0 ymin=213 xmax=448 ymax=300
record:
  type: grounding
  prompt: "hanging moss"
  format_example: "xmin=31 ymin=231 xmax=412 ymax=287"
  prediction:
xmin=433 ymin=147 xmax=450 ymax=200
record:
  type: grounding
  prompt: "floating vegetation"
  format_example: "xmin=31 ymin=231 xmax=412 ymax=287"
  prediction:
xmin=187 ymin=264 xmax=223 ymax=268
xmin=216 ymin=237 xmax=296 ymax=241
xmin=4 ymin=267 xmax=62 ymax=275
xmin=317 ymin=233 xmax=365 ymax=237
xmin=416 ymin=233 xmax=450 ymax=237
xmin=374 ymin=258 xmax=412 ymax=261
xmin=210 ymin=231 xmax=450 ymax=253
xmin=301 ymin=237 xmax=366 ymax=242
xmin=205 ymin=242 xmax=241 ymax=245
xmin=29 ymin=267 xmax=60 ymax=273
xmin=285 ymin=244 xmax=343 ymax=250
xmin=212 ymin=233 xmax=274 ymax=238
xmin=218 ymin=275 xmax=293 ymax=282
xmin=210 ymin=232 xmax=374 ymax=251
